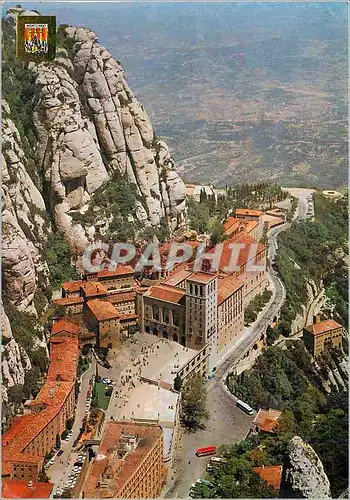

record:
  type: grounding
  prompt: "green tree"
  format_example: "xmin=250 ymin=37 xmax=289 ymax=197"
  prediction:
xmin=38 ymin=469 xmax=50 ymax=482
xmin=56 ymin=433 xmax=61 ymax=449
xmin=174 ymin=374 xmax=182 ymax=392
xmin=311 ymin=408 xmax=348 ymax=497
xmin=209 ymin=219 xmax=224 ymax=246
xmin=7 ymin=385 xmax=25 ymax=405
xmin=66 ymin=417 xmax=74 ymax=431
xmin=181 ymin=374 xmax=209 ymax=430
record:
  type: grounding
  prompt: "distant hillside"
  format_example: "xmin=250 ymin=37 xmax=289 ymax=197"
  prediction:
xmin=21 ymin=2 xmax=348 ymax=188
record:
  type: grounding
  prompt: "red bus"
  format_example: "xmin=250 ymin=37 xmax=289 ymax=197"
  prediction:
xmin=195 ymin=446 xmax=217 ymax=457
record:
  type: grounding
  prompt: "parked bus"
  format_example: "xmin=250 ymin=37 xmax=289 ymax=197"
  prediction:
xmin=195 ymin=446 xmax=217 ymax=457
xmin=236 ymin=399 xmax=254 ymax=415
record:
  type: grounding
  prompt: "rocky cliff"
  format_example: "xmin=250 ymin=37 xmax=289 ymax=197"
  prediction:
xmin=1 ymin=11 xmax=187 ymax=415
xmin=282 ymin=436 xmax=331 ymax=498
xmin=30 ymin=24 xmax=187 ymax=251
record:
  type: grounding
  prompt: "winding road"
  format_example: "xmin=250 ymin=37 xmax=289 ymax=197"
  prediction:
xmin=164 ymin=189 xmax=313 ymax=498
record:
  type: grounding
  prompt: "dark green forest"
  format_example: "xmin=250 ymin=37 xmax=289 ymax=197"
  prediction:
xmin=226 ymin=342 xmax=348 ymax=497
xmin=275 ymin=192 xmax=348 ymax=336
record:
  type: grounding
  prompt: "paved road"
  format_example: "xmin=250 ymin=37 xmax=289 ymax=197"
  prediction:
xmin=50 ymin=358 xmax=96 ymax=494
xmin=165 ymin=191 xmax=313 ymax=497
xmin=164 ymin=378 xmax=254 ymax=498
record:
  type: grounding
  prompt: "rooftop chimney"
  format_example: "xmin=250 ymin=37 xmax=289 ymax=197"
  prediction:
xmin=313 ymin=315 xmax=321 ymax=324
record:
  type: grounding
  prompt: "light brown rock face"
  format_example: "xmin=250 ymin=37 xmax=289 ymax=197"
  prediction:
xmin=30 ymin=26 xmax=187 ymax=251
xmin=283 ymin=436 xmax=331 ymax=498
xmin=2 ymin=101 xmax=50 ymax=315
xmin=1 ymin=302 xmax=32 ymax=404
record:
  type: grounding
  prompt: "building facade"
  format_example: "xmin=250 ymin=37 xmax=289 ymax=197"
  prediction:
xmin=83 ymin=422 xmax=164 ymax=498
xmin=185 ymin=273 xmax=218 ymax=366
xmin=217 ymin=277 xmax=244 ymax=351
xmin=84 ymin=299 xmax=121 ymax=349
xmin=303 ymin=316 xmax=344 ymax=357
xmin=142 ymin=285 xmax=186 ymax=344
xmin=2 ymin=323 xmax=79 ymax=482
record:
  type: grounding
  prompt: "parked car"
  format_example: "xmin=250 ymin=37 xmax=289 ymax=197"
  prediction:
xmin=57 ymin=450 xmax=64 ymax=457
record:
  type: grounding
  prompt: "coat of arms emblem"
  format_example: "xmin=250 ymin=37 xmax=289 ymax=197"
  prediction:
xmin=24 ymin=23 xmax=48 ymax=54
xmin=17 ymin=16 xmax=56 ymax=62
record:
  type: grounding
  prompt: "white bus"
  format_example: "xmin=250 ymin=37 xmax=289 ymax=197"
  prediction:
xmin=236 ymin=399 xmax=254 ymax=415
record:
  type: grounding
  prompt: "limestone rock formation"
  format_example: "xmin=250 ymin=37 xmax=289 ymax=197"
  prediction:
xmin=1 ymin=302 xmax=32 ymax=405
xmin=2 ymin=100 xmax=50 ymax=315
xmin=282 ymin=436 xmax=331 ymax=498
xmin=29 ymin=25 xmax=186 ymax=251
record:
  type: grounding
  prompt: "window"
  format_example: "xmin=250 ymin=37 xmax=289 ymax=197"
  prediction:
xmin=152 ymin=305 xmax=159 ymax=320
xmin=163 ymin=308 xmax=169 ymax=323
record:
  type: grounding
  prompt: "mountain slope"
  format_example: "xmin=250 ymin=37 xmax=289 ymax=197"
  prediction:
xmin=1 ymin=11 xmax=187 ymax=415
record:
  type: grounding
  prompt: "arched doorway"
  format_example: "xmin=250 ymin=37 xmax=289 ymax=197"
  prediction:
xmin=173 ymin=333 xmax=178 ymax=343
xmin=162 ymin=330 xmax=168 ymax=339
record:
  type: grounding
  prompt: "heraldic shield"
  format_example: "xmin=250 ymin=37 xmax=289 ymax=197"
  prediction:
xmin=17 ymin=16 xmax=56 ymax=62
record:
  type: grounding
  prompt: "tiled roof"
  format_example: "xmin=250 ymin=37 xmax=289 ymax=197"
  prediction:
xmin=46 ymin=337 xmax=79 ymax=382
xmin=54 ymin=296 xmax=84 ymax=306
xmin=2 ymin=333 xmax=78 ymax=474
xmin=96 ymin=265 xmax=135 ymax=278
xmin=223 ymin=217 xmax=241 ymax=233
xmin=84 ymin=422 xmax=163 ymax=497
xmin=119 ymin=313 xmax=138 ymax=322
xmin=107 ymin=292 xmax=136 ymax=304
xmin=80 ymin=281 xmax=108 ymax=297
xmin=187 ymin=272 xmax=217 ymax=284
xmin=51 ymin=318 xmax=80 ymax=337
xmin=305 ymin=318 xmax=343 ymax=336
xmin=87 ymin=299 xmax=120 ymax=321
xmin=253 ymin=465 xmax=283 ymax=492
xmin=244 ymin=220 xmax=259 ymax=232
xmin=61 ymin=281 xmax=84 ymax=293
xmin=163 ymin=269 xmax=193 ymax=286
xmin=235 ymin=208 xmax=263 ymax=217
xmin=2 ymin=479 xmax=54 ymax=498
xmin=253 ymin=409 xmax=282 ymax=433
xmin=207 ymin=232 xmax=265 ymax=274
xmin=145 ymin=284 xmax=186 ymax=304
xmin=218 ymin=276 xmax=244 ymax=305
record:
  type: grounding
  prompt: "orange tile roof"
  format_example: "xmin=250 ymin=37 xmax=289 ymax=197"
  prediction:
xmin=87 ymin=299 xmax=120 ymax=321
xmin=223 ymin=217 xmax=241 ymax=233
xmin=187 ymin=272 xmax=217 ymax=284
xmin=84 ymin=422 xmax=163 ymax=497
xmin=95 ymin=265 xmax=134 ymax=278
xmin=2 ymin=415 xmax=36 ymax=447
xmin=2 ymin=333 xmax=78 ymax=475
xmin=107 ymin=292 xmax=136 ymax=304
xmin=305 ymin=318 xmax=343 ymax=336
xmin=218 ymin=276 xmax=244 ymax=305
xmin=46 ymin=337 xmax=79 ymax=382
xmin=235 ymin=208 xmax=263 ymax=217
xmin=54 ymin=296 xmax=84 ymax=306
xmin=253 ymin=409 xmax=282 ymax=433
xmin=145 ymin=284 xmax=186 ymax=304
xmin=2 ymin=479 xmax=54 ymax=498
xmin=244 ymin=220 xmax=259 ymax=232
xmin=253 ymin=465 xmax=282 ymax=492
xmin=51 ymin=318 xmax=80 ymax=337
xmin=163 ymin=269 xmax=193 ymax=286
xmin=80 ymin=281 xmax=108 ymax=297
xmin=206 ymin=232 xmax=265 ymax=274
xmin=119 ymin=313 xmax=138 ymax=322
xmin=61 ymin=281 xmax=84 ymax=293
